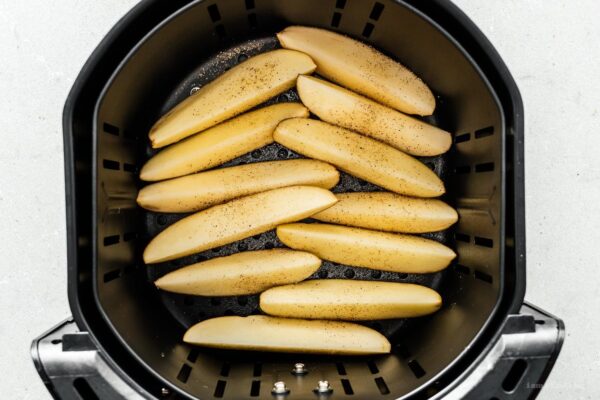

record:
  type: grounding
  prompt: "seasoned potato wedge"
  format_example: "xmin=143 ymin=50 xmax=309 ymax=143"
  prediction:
xmin=274 ymin=118 xmax=444 ymax=197
xmin=155 ymin=249 xmax=321 ymax=296
xmin=138 ymin=159 xmax=339 ymax=212
xmin=141 ymin=103 xmax=308 ymax=181
xmin=278 ymin=26 xmax=435 ymax=115
xmin=184 ymin=315 xmax=391 ymax=355
xmin=260 ymin=279 xmax=442 ymax=320
xmin=143 ymin=186 xmax=337 ymax=264
xmin=149 ymin=49 xmax=316 ymax=148
xmin=297 ymin=75 xmax=451 ymax=156
xmin=277 ymin=223 xmax=456 ymax=273
xmin=312 ymin=192 xmax=457 ymax=233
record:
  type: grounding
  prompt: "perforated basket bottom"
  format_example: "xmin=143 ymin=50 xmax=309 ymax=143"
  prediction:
xmin=143 ymin=36 xmax=455 ymax=340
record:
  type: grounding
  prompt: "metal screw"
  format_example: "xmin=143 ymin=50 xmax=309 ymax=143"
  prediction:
xmin=190 ymin=86 xmax=200 ymax=95
xmin=315 ymin=380 xmax=332 ymax=394
xmin=160 ymin=387 xmax=170 ymax=396
xmin=291 ymin=362 xmax=308 ymax=376
xmin=271 ymin=381 xmax=290 ymax=395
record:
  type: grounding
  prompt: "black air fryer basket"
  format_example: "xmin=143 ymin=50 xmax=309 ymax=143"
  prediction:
xmin=32 ymin=1 xmax=564 ymax=399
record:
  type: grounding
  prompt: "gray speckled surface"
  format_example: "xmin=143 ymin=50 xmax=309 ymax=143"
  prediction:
xmin=1 ymin=1 xmax=598 ymax=399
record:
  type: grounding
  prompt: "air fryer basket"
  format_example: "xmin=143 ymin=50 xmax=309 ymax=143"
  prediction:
xmin=30 ymin=0 xmax=567 ymax=399
xmin=92 ymin=1 xmax=504 ymax=399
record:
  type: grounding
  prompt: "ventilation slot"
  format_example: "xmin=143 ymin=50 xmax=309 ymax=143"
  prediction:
xmin=177 ymin=364 xmax=192 ymax=383
xmin=335 ymin=0 xmax=347 ymax=9
xmin=502 ymin=359 xmax=527 ymax=392
xmin=475 ymin=162 xmax=495 ymax=172
xmin=475 ymin=126 xmax=494 ymax=139
xmin=250 ymin=380 xmax=261 ymax=397
xmin=336 ymin=362 xmax=347 ymax=375
xmin=207 ymin=4 xmax=221 ymax=21
xmin=103 ymin=159 xmax=120 ymax=170
xmin=374 ymin=377 xmax=390 ymax=395
xmin=245 ymin=0 xmax=255 ymax=10
xmin=253 ymin=362 xmax=262 ymax=377
xmin=214 ymin=380 xmax=227 ymax=398
xmin=455 ymin=232 xmax=470 ymax=243
xmin=455 ymin=165 xmax=471 ymax=174
xmin=369 ymin=2 xmax=385 ymax=20
xmin=123 ymin=232 xmax=137 ymax=242
xmin=367 ymin=360 xmax=379 ymax=374
xmin=187 ymin=349 xmax=199 ymax=363
xmin=220 ymin=362 xmax=230 ymax=377
xmin=103 ymin=235 xmax=120 ymax=246
xmin=474 ymin=236 xmax=494 ymax=247
xmin=123 ymin=163 xmax=137 ymax=173
xmin=103 ymin=123 xmax=119 ymax=136
xmin=454 ymin=264 xmax=470 ymax=275
xmin=103 ymin=269 xmax=121 ymax=283
xmin=535 ymin=320 xmax=546 ymax=325
xmin=341 ymin=379 xmax=354 ymax=395
xmin=474 ymin=270 xmax=493 ymax=284
xmin=408 ymin=360 xmax=426 ymax=379
xmin=331 ymin=12 xmax=342 ymax=27
xmin=454 ymin=133 xmax=470 ymax=143
xmin=73 ymin=378 xmax=99 ymax=400
xmin=362 ymin=22 xmax=375 ymax=38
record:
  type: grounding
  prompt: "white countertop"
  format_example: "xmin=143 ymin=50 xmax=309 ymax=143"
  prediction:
xmin=1 ymin=1 xmax=598 ymax=398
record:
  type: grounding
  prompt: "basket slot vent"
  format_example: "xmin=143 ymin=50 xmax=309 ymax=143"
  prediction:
xmin=103 ymin=269 xmax=121 ymax=283
xmin=408 ymin=360 xmax=426 ymax=379
xmin=103 ymin=159 xmax=120 ymax=170
xmin=219 ymin=362 xmax=230 ymax=377
xmin=103 ymin=235 xmax=120 ymax=246
xmin=214 ymin=380 xmax=227 ymax=398
xmin=341 ymin=379 xmax=354 ymax=395
xmin=475 ymin=126 xmax=494 ymax=139
xmin=253 ymin=362 xmax=262 ymax=377
xmin=474 ymin=236 xmax=493 ymax=247
xmin=331 ymin=12 xmax=342 ymax=27
xmin=367 ymin=360 xmax=379 ymax=374
xmin=245 ymin=0 xmax=255 ymax=10
xmin=474 ymin=270 xmax=493 ymax=284
xmin=176 ymin=364 xmax=192 ymax=383
xmin=362 ymin=22 xmax=375 ymax=38
xmin=374 ymin=377 xmax=390 ymax=395
xmin=454 ymin=133 xmax=470 ymax=143
xmin=369 ymin=2 xmax=385 ymax=20
xmin=502 ymin=359 xmax=527 ymax=392
xmin=336 ymin=362 xmax=347 ymax=375
xmin=102 ymin=122 xmax=120 ymax=136
xmin=335 ymin=0 xmax=347 ymax=9
xmin=73 ymin=378 xmax=99 ymax=400
xmin=207 ymin=4 xmax=221 ymax=22
xmin=454 ymin=232 xmax=470 ymax=242
xmin=475 ymin=162 xmax=495 ymax=172
xmin=187 ymin=348 xmax=199 ymax=363
xmin=454 ymin=264 xmax=470 ymax=275
xmin=250 ymin=380 xmax=260 ymax=397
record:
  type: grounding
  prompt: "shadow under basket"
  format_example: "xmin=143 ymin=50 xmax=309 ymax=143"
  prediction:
xmin=38 ymin=0 xmax=563 ymax=399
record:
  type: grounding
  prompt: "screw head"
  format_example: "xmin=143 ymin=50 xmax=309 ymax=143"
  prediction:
xmin=291 ymin=362 xmax=308 ymax=376
xmin=271 ymin=381 xmax=289 ymax=395
xmin=315 ymin=380 xmax=332 ymax=394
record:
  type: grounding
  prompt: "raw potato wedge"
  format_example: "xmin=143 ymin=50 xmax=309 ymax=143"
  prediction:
xmin=297 ymin=75 xmax=451 ymax=156
xmin=277 ymin=223 xmax=456 ymax=273
xmin=155 ymin=249 xmax=321 ymax=296
xmin=278 ymin=26 xmax=435 ymax=116
xmin=312 ymin=192 xmax=458 ymax=233
xmin=138 ymin=159 xmax=339 ymax=212
xmin=260 ymin=280 xmax=442 ymax=320
xmin=143 ymin=186 xmax=337 ymax=264
xmin=149 ymin=49 xmax=316 ymax=148
xmin=184 ymin=315 xmax=391 ymax=355
xmin=141 ymin=103 xmax=309 ymax=181
xmin=274 ymin=118 xmax=444 ymax=197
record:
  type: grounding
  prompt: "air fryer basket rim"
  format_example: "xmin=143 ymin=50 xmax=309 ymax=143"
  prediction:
xmin=63 ymin=0 xmax=526 ymax=398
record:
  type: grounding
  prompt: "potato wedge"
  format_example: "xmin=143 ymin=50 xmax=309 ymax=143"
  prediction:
xmin=260 ymin=280 xmax=442 ymax=320
xmin=138 ymin=159 xmax=339 ymax=212
xmin=312 ymin=192 xmax=458 ymax=233
xmin=143 ymin=186 xmax=337 ymax=264
xmin=155 ymin=249 xmax=321 ymax=296
xmin=278 ymin=26 xmax=434 ymax=115
xmin=149 ymin=49 xmax=316 ymax=148
xmin=277 ymin=223 xmax=455 ymax=273
xmin=297 ymin=76 xmax=451 ymax=156
xmin=141 ymin=103 xmax=309 ymax=181
xmin=273 ymin=118 xmax=444 ymax=197
xmin=184 ymin=315 xmax=391 ymax=355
